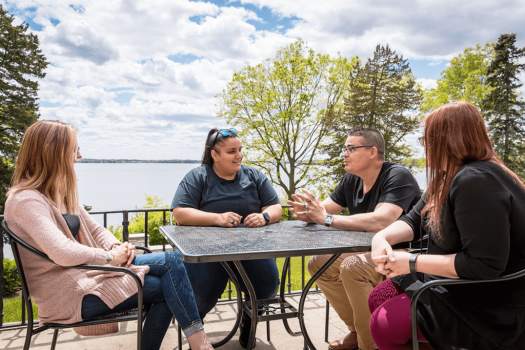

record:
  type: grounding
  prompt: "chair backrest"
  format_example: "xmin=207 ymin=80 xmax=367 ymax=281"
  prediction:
xmin=1 ymin=220 xmax=47 ymax=312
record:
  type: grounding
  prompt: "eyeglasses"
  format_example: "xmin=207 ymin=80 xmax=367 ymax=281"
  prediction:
xmin=213 ymin=128 xmax=238 ymax=146
xmin=341 ymin=145 xmax=373 ymax=155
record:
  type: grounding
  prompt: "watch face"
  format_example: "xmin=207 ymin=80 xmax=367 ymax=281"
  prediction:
xmin=325 ymin=215 xmax=334 ymax=225
xmin=263 ymin=212 xmax=271 ymax=222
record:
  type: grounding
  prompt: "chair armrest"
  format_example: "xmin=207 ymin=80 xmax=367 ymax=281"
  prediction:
xmin=407 ymin=248 xmax=428 ymax=254
xmin=410 ymin=268 xmax=525 ymax=349
xmin=135 ymin=246 xmax=152 ymax=254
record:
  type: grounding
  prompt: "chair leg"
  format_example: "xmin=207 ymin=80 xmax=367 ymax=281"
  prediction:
xmin=50 ymin=329 xmax=59 ymax=350
xmin=178 ymin=324 xmax=182 ymax=350
xmin=325 ymin=300 xmax=330 ymax=343
xmin=23 ymin=327 xmax=33 ymax=350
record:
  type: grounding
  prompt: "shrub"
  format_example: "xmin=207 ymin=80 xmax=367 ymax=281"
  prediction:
xmin=3 ymin=258 xmax=21 ymax=297
xmin=108 ymin=195 xmax=169 ymax=246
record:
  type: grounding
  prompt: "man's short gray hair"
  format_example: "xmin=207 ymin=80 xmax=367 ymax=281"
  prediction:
xmin=347 ymin=127 xmax=385 ymax=160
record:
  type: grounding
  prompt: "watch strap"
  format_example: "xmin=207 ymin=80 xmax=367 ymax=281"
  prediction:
xmin=324 ymin=213 xmax=333 ymax=227
xmin=409 ymin=253 xmax=419 ymax=274
xmin=262 ymin=212 xmax=271 ymax=225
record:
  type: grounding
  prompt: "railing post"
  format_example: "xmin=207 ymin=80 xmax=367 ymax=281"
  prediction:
xmin=122 ymin=211 xmax=129 ymax=242
xmin=103 ymin=213 xmax=107 ymax=228
xmin=287 ymin=206 xmax=292 ymax=220
xmin=144 ymin=211 xmax=149 ymax=248
xmin=287 ymin=260 xmax=292 ymax=294
xmin=302 ymin=256 xmax=305 ymax=289
xmin=162 ymin=211 xmax=167 ymax=252
xmin=228 ymin=280 xmax=232 ymax=300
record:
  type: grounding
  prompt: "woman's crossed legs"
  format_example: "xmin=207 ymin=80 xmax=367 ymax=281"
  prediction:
xmin=368 ymin=279 xmax=428 ymax=350
xmin=82 ymin=250 xmax=205 ymax=350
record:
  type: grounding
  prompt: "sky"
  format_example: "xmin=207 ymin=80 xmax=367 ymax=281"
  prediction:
xmin=5 ymin=0 xmax=525 ymax=160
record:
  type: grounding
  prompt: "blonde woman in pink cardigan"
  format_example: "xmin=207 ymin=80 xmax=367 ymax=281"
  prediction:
xmin=4 ymin=120 xmax=213 ymax=350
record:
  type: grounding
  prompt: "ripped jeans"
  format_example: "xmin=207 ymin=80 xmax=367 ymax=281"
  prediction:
xmin=81 ymin=250 xmax=203 ymax=350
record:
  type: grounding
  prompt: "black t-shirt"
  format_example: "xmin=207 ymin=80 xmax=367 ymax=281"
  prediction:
xmin=170 ymin=164 xmax=280 ymax=222
xmin=329 ymin=161 xmax=421 ymax=215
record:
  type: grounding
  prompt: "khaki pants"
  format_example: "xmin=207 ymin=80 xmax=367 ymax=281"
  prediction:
xmin=308 ymin=252 xmax=382 ymax=350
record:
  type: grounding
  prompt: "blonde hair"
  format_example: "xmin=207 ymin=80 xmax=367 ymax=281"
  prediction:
xmin=7 ymin=120 xmax=80 ymax=214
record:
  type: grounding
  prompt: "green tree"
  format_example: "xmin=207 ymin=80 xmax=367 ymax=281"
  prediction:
xmin=0 ymin=6 xmax=48 ymax=213
xmin=217 ymin=39 xmax=357 ymax=199
xmin=324 ymin=44 xmax=424 ymax=182
xmin=481 ymin=34 xmax=525 ymax=178
xmin=421 ymin=43 xmax=495 ymax=112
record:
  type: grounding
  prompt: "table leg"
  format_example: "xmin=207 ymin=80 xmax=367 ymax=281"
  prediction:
xmin=281 ymin=257 xmax=301 ymax=336
xmin=298 ymin=253 xmax=341 ymax=350
xmin=207 ymin=262 xmax=243 ymax=348
xmin=233 ymin=261 xmax=259 ymax=350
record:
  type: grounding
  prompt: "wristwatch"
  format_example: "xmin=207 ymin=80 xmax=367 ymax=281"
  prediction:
xmin=409 ymin=253 xmax=419 ymax=274
xmin=324 ymin=213 xmax=334 ymax=227
xmin=262 ymin=212 xmax=271 ymax=225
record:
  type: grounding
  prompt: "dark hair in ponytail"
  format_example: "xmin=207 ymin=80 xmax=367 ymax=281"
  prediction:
xmin=201 ymin=128 xmax=239 ymax=166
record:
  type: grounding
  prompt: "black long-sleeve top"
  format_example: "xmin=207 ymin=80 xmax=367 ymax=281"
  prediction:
xmin=393 ymin=160 xmax=525 ymax=350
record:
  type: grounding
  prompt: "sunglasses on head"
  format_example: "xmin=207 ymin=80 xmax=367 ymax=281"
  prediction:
xmin=212 ymin=128 xmax=238 ymax=146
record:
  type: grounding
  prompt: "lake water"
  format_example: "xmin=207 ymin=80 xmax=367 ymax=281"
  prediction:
xmin=3 ymin=163 xmax=426 ymax=259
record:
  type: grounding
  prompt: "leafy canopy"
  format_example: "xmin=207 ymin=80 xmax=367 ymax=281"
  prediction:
xmin=481 ymin=34 xmax=525 ymax=178
xmin=324 ymin=44 xmax=424 ymax=182
xmin=0 ymin=5 xmax=48 ymax=212
xmin=421 ymin=43 xmax=495 ymax=112
xmin=216 ymin=39 xmax=357 ymax=199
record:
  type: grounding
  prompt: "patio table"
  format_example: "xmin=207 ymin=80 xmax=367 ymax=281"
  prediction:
xmin=159 ymin=220 xmax=380 ymax=350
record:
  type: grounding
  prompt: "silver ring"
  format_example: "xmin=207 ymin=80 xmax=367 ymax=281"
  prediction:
xmin=231 ymin=220 xmax=235 ymax=225
xmin=307 ymin=199 xmax=312 ymax=202
xmin=302 ymin=211 xmax=307 ymax=215
xmin=385 ymin=256 xmax=390 ymax=261
xmin=303 ymin=204 xmax=308 ymax=210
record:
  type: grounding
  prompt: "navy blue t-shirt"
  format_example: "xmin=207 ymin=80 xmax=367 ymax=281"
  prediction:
xmin=170 ymin=165 xmax=280 ymax=221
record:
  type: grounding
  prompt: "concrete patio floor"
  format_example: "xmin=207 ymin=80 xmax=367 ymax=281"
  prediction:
xmin=0 ymin=293 xmax=348 ymax=350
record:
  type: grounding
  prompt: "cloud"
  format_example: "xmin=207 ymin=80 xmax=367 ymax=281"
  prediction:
xmin=42 ymin=20 xmax=119 ymax=64
xmin=7 ymin=0 xmax=525 ymax=159
xmin=417 ymin=78 xmax=438 ymax=90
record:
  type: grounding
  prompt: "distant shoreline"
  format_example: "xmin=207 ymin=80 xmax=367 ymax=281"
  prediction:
xmin=77 ymin=159 xmax=201 ymax=163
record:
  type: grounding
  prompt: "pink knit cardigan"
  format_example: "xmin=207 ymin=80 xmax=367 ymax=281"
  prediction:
xmin=4 ymin=190 xmax=149 ymax=335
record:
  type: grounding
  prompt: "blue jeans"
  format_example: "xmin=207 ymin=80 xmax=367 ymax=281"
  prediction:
xmin=81 ymin=251 xmax=202 ymax=350
xmin=184 ymin=259 xmax=280 ymax=319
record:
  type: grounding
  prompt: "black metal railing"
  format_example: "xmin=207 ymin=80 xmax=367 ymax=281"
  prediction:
xmin=0 ymin=205 xmax=320 ymax=329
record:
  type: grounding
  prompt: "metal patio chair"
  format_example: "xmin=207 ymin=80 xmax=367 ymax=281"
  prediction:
xmin=410 ymin=263 xmax=525 ymax=349
xmin=2 ymin=220 xmax=152 ymax=350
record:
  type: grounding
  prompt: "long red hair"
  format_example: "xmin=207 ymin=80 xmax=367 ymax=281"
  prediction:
xmin=422 ymin=101 xmax=524 ymax=236
xmin=7 ymin=120 xmax=80 ymax=214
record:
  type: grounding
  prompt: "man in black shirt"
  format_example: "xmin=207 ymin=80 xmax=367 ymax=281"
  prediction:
xmin=288 ymin=127 xmax=421 ymax=350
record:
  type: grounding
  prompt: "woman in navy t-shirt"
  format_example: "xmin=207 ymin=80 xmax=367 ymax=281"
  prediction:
xmin=171 ymin=128 xmax=282 ymax=348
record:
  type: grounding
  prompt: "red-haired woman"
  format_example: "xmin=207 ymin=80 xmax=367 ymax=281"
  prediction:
xmin=4 ymin=120 xmax=213 ymax=350
xmin=368 ymin=102 xmax=525 ymax=349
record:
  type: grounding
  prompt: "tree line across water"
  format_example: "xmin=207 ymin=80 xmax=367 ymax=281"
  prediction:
xmin=1 ymin=3 xmax=524 ymax=212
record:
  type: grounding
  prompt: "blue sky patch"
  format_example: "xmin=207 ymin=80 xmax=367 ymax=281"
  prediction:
xmin=113 ymin=92 xmax=136 ymax=105
xmin=194 ymin=0 xmax=299 ymax=32
xmin=108 ymin=87 xmax=135 ymax=92
xmin=168 ymin=53 xmax=203 ymax=64
xmin=39 ymin=101 xmax=61 ymax=108
xmin=407 ymin=59 xmax=449 ymax=80
xmin=69 ymin=5 xmax=85 ymax=13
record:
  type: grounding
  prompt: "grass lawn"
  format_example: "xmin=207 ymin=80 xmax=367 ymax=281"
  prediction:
xmin=2 ymin=294 xmax=39 ymax=323
xmin=2 ymin=256 xmax=316 ymax=322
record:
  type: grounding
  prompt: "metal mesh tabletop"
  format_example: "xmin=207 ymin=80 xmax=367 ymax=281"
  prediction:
xmin=159 ymin=221 xmax=376 ymax=263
